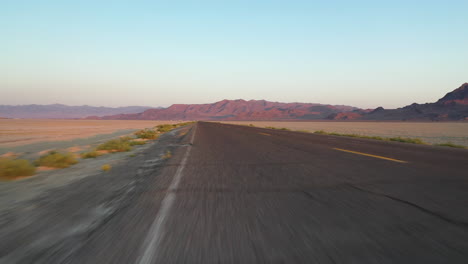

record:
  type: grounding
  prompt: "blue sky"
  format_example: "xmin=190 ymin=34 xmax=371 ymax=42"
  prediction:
xmin=1 ymin=0 xmax=467 ymax=108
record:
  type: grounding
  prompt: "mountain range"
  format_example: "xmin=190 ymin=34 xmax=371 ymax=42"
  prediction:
xmin=2 ymin=83 xmax=467 ymax=121
xmin=0 ymin=104 xmax=154 ymax=119
xmin=90 ymin=83 xmax=468 ymax=121
xmin=92 ymin=100 xmax=358 ymax=121
xmin=330 ymin=83 xmax=468 ymax=121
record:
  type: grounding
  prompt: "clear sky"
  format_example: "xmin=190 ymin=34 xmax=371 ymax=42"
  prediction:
xmin=1 ymin=0 xmax=467 ymax=109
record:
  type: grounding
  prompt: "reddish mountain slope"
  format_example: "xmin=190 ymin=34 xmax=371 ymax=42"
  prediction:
xmin=90 ymin=83 xmax=468 ymax=121
xmin=332 ymin=83 xmax=468 ymax=121
xmin=437 ymin=83 xmax=468 ymax=105
xmin=94 ymin=100 xmax=358 ymax=120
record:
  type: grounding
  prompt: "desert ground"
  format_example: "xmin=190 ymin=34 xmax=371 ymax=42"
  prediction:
xmin=222 ymin=121 xmax=468 ymax=147
xmin=0 ymin=119 xmax=182 ymax=158
xmin=0 ymin=119 xmax=180 ymax=147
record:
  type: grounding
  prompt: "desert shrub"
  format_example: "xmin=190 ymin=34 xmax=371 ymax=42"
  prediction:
xmin=35 ymin=151 xmax=78 ymax=168
xmin=156 ymin=124 xmax=175 ymax=133
xmin=280 ymin=127 xmax=291 ymax=131
xmin=366 ymin=135 xmax=385 ymax=140
xmin=81 ymin=151 xmax=103 ymax=159
xmin=135 ymin=129 xmax=158 ymax=139
xmin=101 ymin=164 xmax=111 ymax=171
xmin=313 ymin=130 xmax=425 ymax=144
xmin=265 ymin=126 xmax=278 ymax=129
xmin=129 ymin=140 xmax=146 ymax=146
xmin=314 ymin=130 xmax=327 ymax=134
xmin=248 ymin=124 xmax=256 ymax=127
xmin=388 ymin=137 xmax=425 ymax=144
xmin=435 ymin=142 xmax=466 ymax=149
xmin=162 ymin=150 xmax=172 ymax=159
xmin=96 ymin=139 xmax=132 ymax=152
xmin=0 ymin=158 xmax=36 ymax=179
xmin=182 ymin=122 xmax=195 ymax=126
xmin=154 ymin=122 xmax=195 ymax=134
xmin=336 ymin=133 xmax=384 ymax=140
xmin=174 ymin=122 xmax=194 ymax=128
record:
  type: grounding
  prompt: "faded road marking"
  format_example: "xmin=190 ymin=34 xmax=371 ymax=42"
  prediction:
xmin=333 ymin=148 xmax=408 ymax=163
xmin=259 ymin=132 xmax=271 ymax=136
xmin=137 ymin=124 xmax=197 ymax=264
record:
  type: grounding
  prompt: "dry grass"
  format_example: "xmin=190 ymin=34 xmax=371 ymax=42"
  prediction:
xmin=129 ymin=140 xmax=146 ymax=146
xmin=314 ymin=130 xmax=427 ymax=144
xmin=80 ymin=150 xmax=103 ymax=159
xmin=162 ymin=150 xmax=172 ymax=159
xmin=0 ymin=158 xmax=36 ymax=180
xmin=96 ymin=138 xmax=132 ymax=152
xmin=155 ymin=122 xmax=194 ymax=133
xmin=435 ymin=142 xmax=466 ymax=149
xmin=134 ymin=129 xmax=158 ymax=139
xmin=34 ymin=151 xmax=78 ymax=168
xmin=101 ymin=164 xmax=111 ymax=171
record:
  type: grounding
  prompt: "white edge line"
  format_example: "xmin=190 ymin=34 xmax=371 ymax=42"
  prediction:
xmin=137 ymin=123 xmax=197 ymax=264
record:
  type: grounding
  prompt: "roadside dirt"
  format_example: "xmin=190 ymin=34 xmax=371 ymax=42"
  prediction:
xmin=0 ymin=125 xmax=193 ymax=263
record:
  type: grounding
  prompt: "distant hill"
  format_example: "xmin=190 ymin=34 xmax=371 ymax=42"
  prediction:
xmin=437 ymin=83 xmax=468 ymax=105
xmin=330 ymin=83 xmax=468 ymax=121
xmin=0 ymin=104 xmax=155 ymax=119
xmin=8 ymin=83 xmax=467 ymax=121
xmin=91 ymin=99 xmax=359 ymax=120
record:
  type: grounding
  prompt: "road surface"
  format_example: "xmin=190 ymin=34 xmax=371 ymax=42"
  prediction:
xmin=3 ymin=122 xmax=468 ymax=263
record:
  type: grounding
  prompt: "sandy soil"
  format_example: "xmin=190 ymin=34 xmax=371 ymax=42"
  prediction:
xmin=0 ymin=119 xmax=181 ymax=148
xmin=222 ymin=121 xmax=468 ymax=147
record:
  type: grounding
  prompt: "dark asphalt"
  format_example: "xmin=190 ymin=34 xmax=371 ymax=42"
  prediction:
xmin=4 ymin=121 xmax=468 ymax=263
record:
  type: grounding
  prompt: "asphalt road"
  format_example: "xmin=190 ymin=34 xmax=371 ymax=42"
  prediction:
xmin=3 ymin=121 xmax=468 ymax=263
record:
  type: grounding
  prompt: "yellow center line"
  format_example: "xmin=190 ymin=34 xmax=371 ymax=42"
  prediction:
xmin=333 ymin=148 xmax=408 ymax=163
xmin=259 ymin=132 xmax=271 ymax=136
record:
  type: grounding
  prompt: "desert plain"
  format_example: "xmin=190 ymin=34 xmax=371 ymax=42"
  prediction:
xmin=1 ymin=120 xmax=468 ymax=157
xmin=223 ymin=121 xmax=468 ymax=147
xmin=0 ymin=119 xmax=180 ymax=157
xmin=0 ymin=119 xmax=180 ymax=147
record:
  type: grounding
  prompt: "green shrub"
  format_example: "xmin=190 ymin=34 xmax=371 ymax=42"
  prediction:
xmin=248 ymin=124 xmax=256 ymax=127
xmin=35 ymin=151 xmax=78 ymax=168
xmin=435 ymin=142 xmax=466 ymax=149
xmin=0 ymin=158 xmax=36 ymax=179
xmin=135 ymin=129 xmax=158 ymax=139
xmin=81 ymin=151 xmax=103 ymax=159
xmin=280 ymin=127 xmax=291 ymax=131
xmin=96 ymin=139 xmax=132 ymax=152
xmin=265 ymin=126 xmax=277 ymax=129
